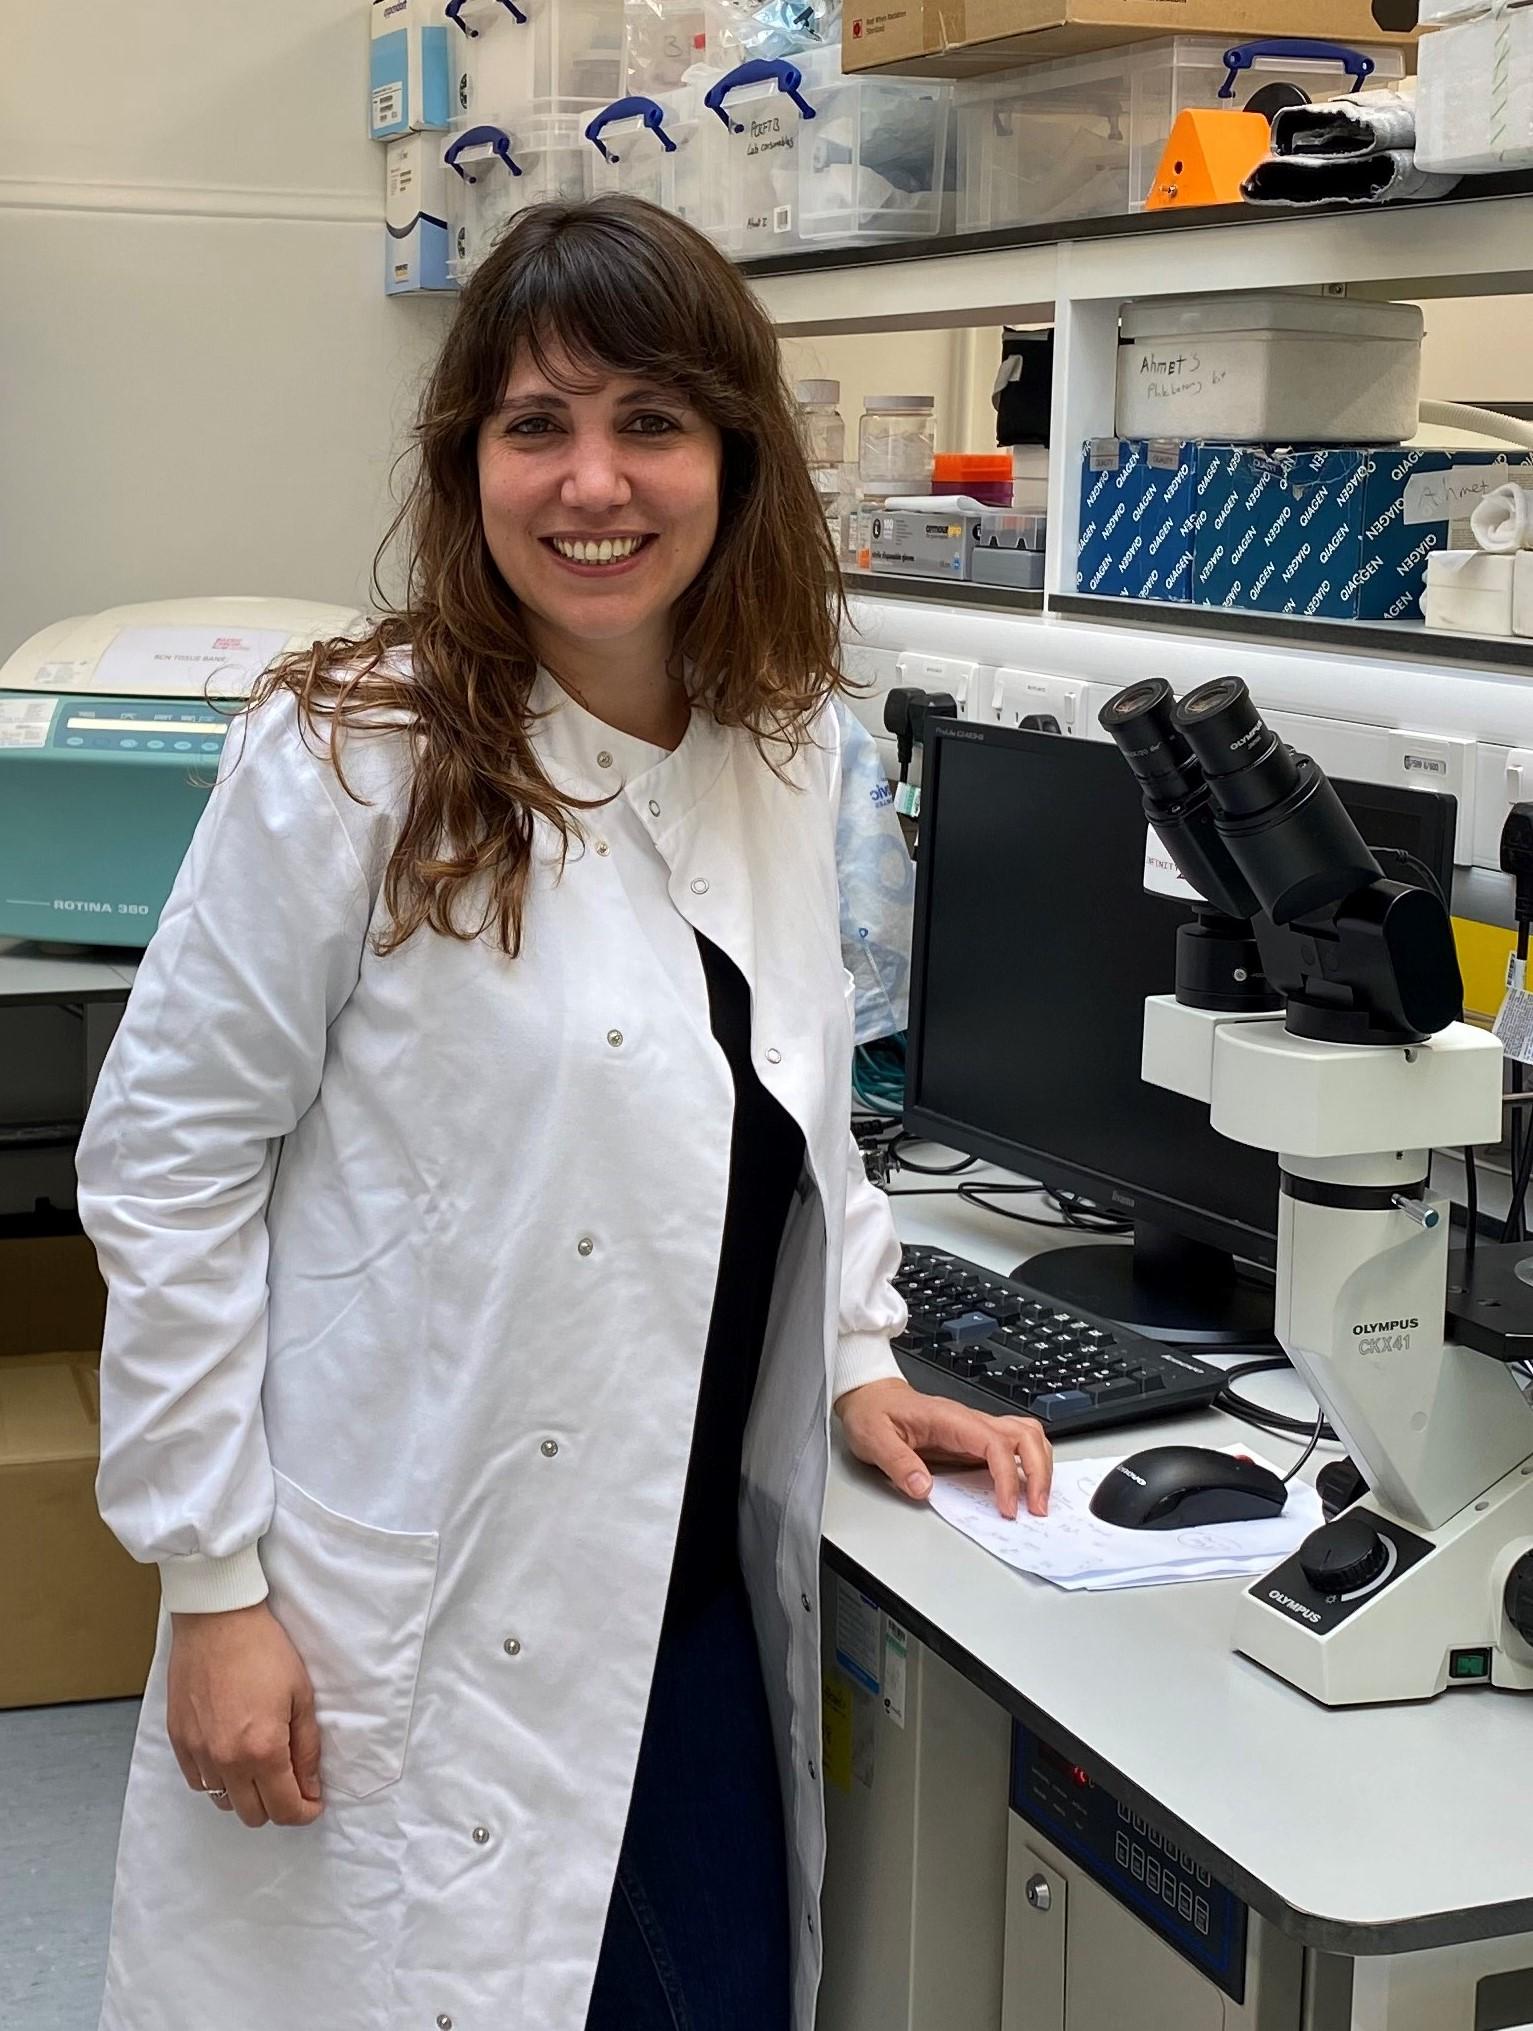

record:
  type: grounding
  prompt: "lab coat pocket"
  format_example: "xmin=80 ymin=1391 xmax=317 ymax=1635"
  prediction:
xmin=263 ymin=1467 xmax=441 ymax=1801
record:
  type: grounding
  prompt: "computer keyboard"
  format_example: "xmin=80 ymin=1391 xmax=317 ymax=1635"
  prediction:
xmin=891 ymin=1245 xmax=1224 ymax=1439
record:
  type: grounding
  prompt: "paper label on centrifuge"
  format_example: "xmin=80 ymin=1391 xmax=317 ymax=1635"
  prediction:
xmin=1144 ymin=827 xmax=1201 ymax=903
xmin=833 ymin=1577 xmax=881 ymax=1697
xmin=881 ymin=1619 xmax=908 ymax=1729
xmin=92 ymin=626 xmax=289 ymax=699
xmin=0 ymin=699 xmax=57 ymax=749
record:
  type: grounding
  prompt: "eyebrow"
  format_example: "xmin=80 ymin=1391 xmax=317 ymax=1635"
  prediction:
xmin=492 ymin=385 xmax=691 ymax=416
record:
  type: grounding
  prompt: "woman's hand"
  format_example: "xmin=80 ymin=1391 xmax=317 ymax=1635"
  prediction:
xmin=166 ymin=1601 xmax=325 ymax=1829
xmin=836 ymin=1377 xmax=1052 ymax=1520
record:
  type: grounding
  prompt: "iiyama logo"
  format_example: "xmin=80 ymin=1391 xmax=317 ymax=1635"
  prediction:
xmin=1269 ymin=1590 xmax=1322 ymax=1624
xmin=1353 ymin=1318 xmax=1419 ymax=1335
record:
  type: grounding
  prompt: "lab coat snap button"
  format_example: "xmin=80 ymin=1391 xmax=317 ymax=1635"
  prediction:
xmin=472 ymin=1826 xmax=491 ymax=1845
xmin=577 ymin=1236 xmax=595 ymax=1256
xmin=808 ymin=1760 xmax=818 ymax=1781
xmin=690 ymin=878 xmax=709 ymax=895
xmin=606 ymin=1029 xmax=623 ymax=1048
xmin=504 ymin=1636 xmax=522 ymax=1657
xmin=597 ymin=750 xmax=614 ymax=769
xmin=437 ymin=2015 xmax=454 ymax=2029
xmin=648 ymin=799 xmax=662 ymax=818
xmin=801 ymin=1591 xmax=812 ymax=1612
xmin=541 ymin=1438 xmax=559 ymax=1458
xmin=594 ymin=839 xmax=610 ymax=856
xmin=766 ymin=1048 xmax=782 ymax=1065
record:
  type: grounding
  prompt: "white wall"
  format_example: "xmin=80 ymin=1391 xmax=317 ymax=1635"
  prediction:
xmin=0 ymin=0 xmax=456 ymax=663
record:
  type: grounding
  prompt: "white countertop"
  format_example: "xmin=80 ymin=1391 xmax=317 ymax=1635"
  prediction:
xmin=825 ymin=1163 xmax=1533 ymax=1953
xmin=0 ymin=940 xmax=138 ymax=1004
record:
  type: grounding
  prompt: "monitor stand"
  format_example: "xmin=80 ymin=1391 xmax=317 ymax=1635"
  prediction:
xmin=1009 ymin=1222 xmax=1275 ymax=1348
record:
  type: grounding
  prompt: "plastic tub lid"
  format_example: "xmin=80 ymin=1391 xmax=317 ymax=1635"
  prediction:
xmin=1119 ymin=292 xmax=1424 ymax=343
xmin=863 ymin=394 xmax=935 ymax=412
xmin=935 ymin=453 xmax=1012 ymax=478
xmin=796 ymin=379 xmax=840 ymax=405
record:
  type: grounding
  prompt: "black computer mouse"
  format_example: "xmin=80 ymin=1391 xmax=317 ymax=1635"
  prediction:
xmin=1089 ymin=1446 xmax=1288 ymax=1531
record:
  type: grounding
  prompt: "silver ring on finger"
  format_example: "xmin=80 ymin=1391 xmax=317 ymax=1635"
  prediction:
xmin=200 ymin=1784 xmax=229 ymax=1800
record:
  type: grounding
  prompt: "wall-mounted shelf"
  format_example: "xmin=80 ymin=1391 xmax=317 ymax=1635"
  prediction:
xmin=747 ymin=177 xmax=1533 ymax=334
xmin=843 ymin=573 xmax=1043 ymax=614
xmin=1050 ymin=593 xmax=1533 ymax=676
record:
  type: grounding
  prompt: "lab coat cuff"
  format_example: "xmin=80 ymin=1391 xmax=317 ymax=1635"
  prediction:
xmin=157 ymin=1543 xmax=270 ymax=1615
xmin=832 ymin=1330 xmax=905 ymax=1407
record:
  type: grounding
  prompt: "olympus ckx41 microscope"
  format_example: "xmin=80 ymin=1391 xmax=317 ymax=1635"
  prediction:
xmin=1100 ymin=674 xmax=1533 ymax=1707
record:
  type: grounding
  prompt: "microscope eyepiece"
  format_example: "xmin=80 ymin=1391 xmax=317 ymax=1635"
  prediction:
xmin=1175 ymin=675 xmax=1300 ymax=817
xmin=1098 ymin=677 xmax=1205 ymax=807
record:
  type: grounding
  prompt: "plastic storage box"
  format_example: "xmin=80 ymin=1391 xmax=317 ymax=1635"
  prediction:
xmin=702 ymin=55 xmax=820 ymax=255
xmin=448 ymin=0 xmax=624 ymax=124
xmin=622 ymin=0 xmax=707 ymax=93
xmin=445 ymin=108 xmax=597 ymax=280
xmin=797 ymin=66 xmax=951 ymax=243
xmin=1115 ymin=293 xmax=1424 ymax=446
xmin=955 ymin=34 xmax=1405 ymax=231
xmin=585 ymin=88 xmax=717 ymax=227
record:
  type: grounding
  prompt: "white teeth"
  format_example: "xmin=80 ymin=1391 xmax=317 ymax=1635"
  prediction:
xmin=552 ymin=536 xmax=642 ymax=563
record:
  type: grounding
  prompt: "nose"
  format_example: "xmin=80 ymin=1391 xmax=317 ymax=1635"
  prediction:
xmin=560 ymin=427 xmax=633 ymax=516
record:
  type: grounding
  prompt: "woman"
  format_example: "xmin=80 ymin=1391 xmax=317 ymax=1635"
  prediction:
xmin=78 ymin=196 xmax=1051 ymax=2031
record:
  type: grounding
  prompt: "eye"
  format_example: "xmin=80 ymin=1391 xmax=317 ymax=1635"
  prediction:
xmin=627 ymin=412 xmax=683 ymax=436
xmin=504 ymin=414 xmax=561 ymax=438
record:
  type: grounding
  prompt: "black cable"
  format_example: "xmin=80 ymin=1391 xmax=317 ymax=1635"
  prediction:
xmin=1215 ymin=1356 xmax=1337 ymax=1443
xmin=892 ymin=1136 xmax=980 ymax=1176
xmin=1283 ymin=1406 xmax=1328 ymax=1486
xmin=955 ymin=1184 xmax=1082 ymax=1229
xmin=1508 ymin=919 xmax=1530 ymax=1243
xmin=1464 ymin=1143 xmax=1479 ymax=1277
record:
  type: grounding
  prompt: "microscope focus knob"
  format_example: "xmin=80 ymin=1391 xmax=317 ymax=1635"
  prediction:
xmin=1502 ymin=1551 xmax=1533 ymax=1646
xmin=1299 ymin=1514 xmax=1390 ymax=1596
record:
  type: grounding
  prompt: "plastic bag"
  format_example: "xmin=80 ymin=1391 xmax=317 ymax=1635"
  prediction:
xmin=833 ymin=698 xmax=915 ymax=1045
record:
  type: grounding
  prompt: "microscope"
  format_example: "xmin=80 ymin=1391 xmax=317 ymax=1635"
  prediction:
xmin=1100 ymin=674 xmax=1533 ymax=1706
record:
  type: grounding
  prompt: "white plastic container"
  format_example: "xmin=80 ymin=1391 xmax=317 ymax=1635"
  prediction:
xmin=955 ymin=34 xmax=1405 ymax=232
xmin=1010 ymin=444 xmax=1049 ymax=511
xmin=445 ymin=107 xmax=597 ymax=280
xmin=445 ymin=125 xmax=522 ymax=280
xmin=622 ymin=0 xmax=706 ymax=94
xmin=797 ymin=67 xmax=950 ymax=243
xmin=857 ymin=394 xmax=935 ymax=494
xmin=449 ymin=0 xmax=624 ymax=123
xmin=1115 ymin=293 xmax=1424 ymax=446
xmin=584 ymin=87 xmax=717 ymax=228
xmin=1516 ymin=554 xmax=1533 ymax=639
xmin=1424 ymin=551 xmax=1517 ymax=636
xmin=702 ymin=54 xmax=821 ymax=255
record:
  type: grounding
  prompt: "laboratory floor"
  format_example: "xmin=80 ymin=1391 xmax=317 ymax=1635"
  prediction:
xmin=2 ymin=1697 xmax=139 ymax=2028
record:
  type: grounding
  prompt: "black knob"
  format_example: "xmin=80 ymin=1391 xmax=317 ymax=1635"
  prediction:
xmin=1503 ymin=1551 xmax=1533 ymax=1646
xmin=1299 ymin=1514 xmax=1390 ymax=1596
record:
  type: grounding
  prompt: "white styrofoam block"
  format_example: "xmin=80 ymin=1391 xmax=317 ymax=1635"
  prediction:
xmin=1417 ymin=8 xmax=1533 ymax=175
xmin=1516 ymin=553 xmax=1533 ymax=638
xmin=1115 ymin=293 xmax=1423 ymax=445
xmin=1423 ymin=549 xmax=1516 ymax=636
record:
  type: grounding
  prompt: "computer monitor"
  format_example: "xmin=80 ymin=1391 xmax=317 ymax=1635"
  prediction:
xmin=904 ymin=718 xmax=1458 ymax=1346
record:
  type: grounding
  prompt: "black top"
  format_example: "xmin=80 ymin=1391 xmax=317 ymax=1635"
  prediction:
xmin=663 ymin=934 xmax=805 ymax=1628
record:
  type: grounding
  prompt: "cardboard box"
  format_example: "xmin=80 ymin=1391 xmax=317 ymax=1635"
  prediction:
xmin=370 ymin=0 xmax=452 ymax=139
xmin=869 ymin=508 xmax=973 ymax=579
xmin=386 ymin=134 xmax=454 ymax=294
xmin=0 ymin=1233 xmax=107 ymax=1357
xmin=1192 ymin=446 xmax=1533 ymax=622
xmin=1076 ymin=438 xmax=1197 ymax=602
xmin=0 ymin=1351 xmax=162 ymax=1706
xmin=843 ymin=0 xmax=1417 ymax=79
xmin=0 ymin=1234 xmax=160 ymax=1708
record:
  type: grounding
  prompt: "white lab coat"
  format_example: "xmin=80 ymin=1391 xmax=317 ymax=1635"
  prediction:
xmin=77 ymin=665 xmax=907 ymax=2031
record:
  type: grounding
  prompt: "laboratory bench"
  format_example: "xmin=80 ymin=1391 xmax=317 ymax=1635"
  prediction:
xmin=818 ymin=1177 xmax=1533 ymax=2031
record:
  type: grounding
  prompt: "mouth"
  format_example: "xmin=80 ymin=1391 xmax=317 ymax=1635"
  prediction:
xmin=540 ymin=534 xmax=657 ymax=575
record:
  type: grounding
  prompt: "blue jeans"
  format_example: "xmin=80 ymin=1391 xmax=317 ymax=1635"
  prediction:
xmin=584 ymin=1576 xmax=792 ymax=2031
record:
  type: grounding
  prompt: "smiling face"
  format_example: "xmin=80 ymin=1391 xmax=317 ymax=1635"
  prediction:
xmin=476 ymin=342 xmax=724 ymax=670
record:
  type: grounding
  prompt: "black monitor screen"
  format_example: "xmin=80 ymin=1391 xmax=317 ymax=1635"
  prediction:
xmin=904 ymin=720 xmax=1456 ymax=1271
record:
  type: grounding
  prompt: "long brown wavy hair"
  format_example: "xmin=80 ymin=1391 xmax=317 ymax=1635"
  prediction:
xmin=250 ymin=194 xmax=846 ymax=955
